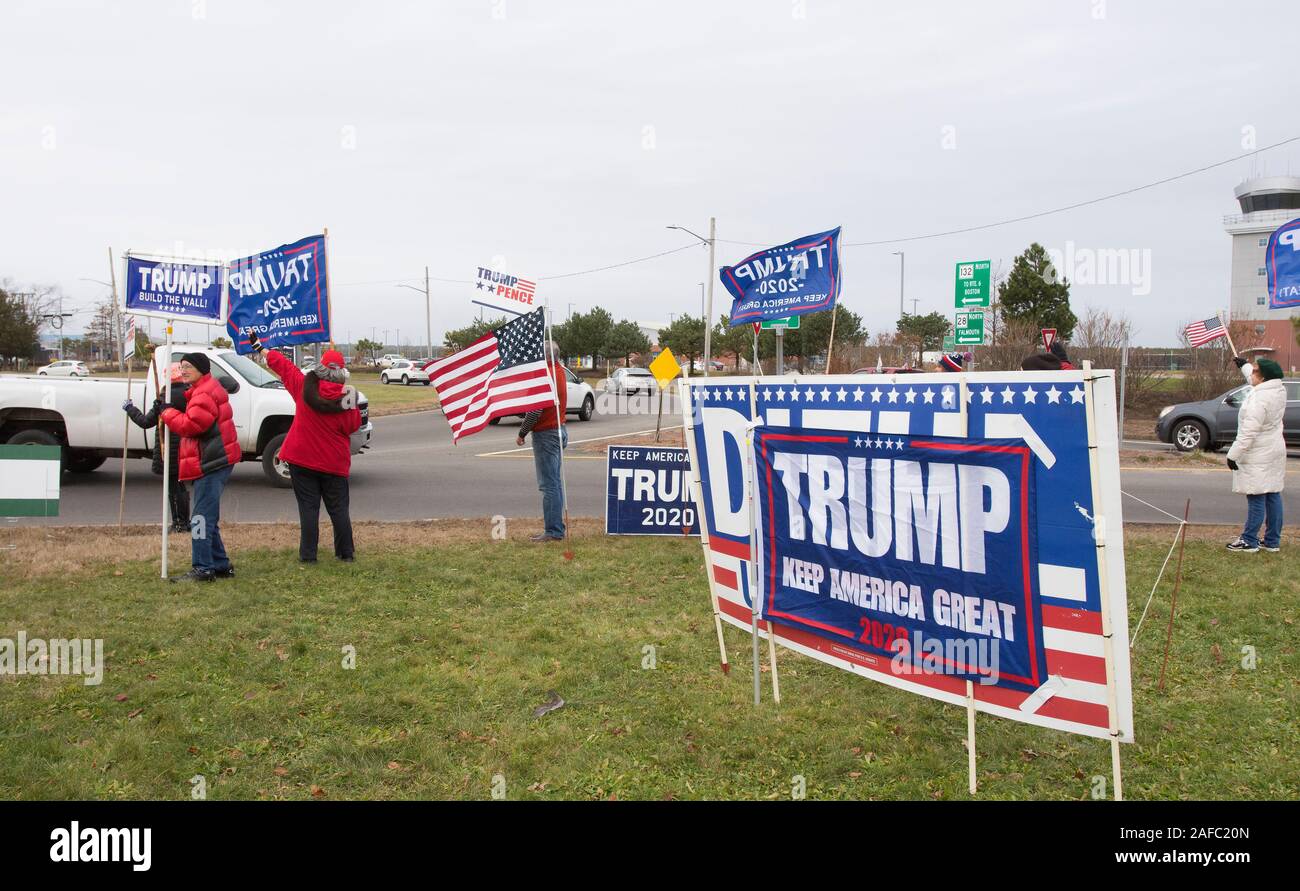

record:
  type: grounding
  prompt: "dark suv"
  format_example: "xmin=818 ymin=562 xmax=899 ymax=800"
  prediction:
xmin=1155 ymin=379 xmax=1300 ymax=451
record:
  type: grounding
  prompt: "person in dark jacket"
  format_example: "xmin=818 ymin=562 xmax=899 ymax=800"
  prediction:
xmin=248 ymin=332 xmax=362 ymax=562
xmin=160 ymin=352 xmax=242 ymax=583
xmin=121 ymin=362 xmax=189 ymax=532
xmin=1049 ymin=340 xmax=1075 ymax=370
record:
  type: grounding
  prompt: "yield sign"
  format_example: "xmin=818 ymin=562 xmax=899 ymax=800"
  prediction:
xmin=1041 ymin=328 xmax=1057 ymax=352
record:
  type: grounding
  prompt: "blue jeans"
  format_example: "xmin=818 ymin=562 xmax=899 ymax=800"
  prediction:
xmin=1241 ymin=492 xmax=1283 ymax=549
xmin=531 ymin=426 xmax=568 ymax=538
xmin=189 ymin=465 xmax=233 ymax=573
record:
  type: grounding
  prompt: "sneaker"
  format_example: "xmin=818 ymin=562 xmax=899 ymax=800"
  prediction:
xmin=213 ymin=566 xmax=236 ymax=578
xmin=299 ymin=557 xmax=317 ymax=564
xmin=529 ymin=533 xmax=563 ymax=542
xmin=1225 ymin=539 xmax=1259 ymax=553
xmin=1261 ymin=545 xmax=1281 ymax=553
xmin=337 ymin=555 xmax=355 ymax=563
xmin=170 ymin=569 xmax=216 ymax=583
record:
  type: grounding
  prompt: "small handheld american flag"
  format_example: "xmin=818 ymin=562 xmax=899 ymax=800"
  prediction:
xmin=1185 ymin=315 xmax=1227 ymax=348
xmin=429 ymin=307 xmax=556 ymax=442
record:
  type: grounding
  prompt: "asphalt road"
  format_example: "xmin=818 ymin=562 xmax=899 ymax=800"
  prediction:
xmin=11 ymin=403 xmax=1299 ymax=528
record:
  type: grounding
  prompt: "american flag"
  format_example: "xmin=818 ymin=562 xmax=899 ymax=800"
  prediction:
xmin=1185 ymin=315 xmax=1227 ymax=347
xmin=430 ymin=307 xmax=555 ymax=442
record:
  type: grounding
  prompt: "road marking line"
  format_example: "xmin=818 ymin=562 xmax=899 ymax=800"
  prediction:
xmin=475 ymin=425 xmax=684 ymax=457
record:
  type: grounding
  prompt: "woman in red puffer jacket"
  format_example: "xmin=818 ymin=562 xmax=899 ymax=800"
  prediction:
xmin=249 ymin=332 xmax=362 ymax=563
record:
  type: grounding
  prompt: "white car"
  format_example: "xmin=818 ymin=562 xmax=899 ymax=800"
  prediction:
xmin=37 ymin=360 xmax=90 ymax=377
xmin=380 ymin=360 xmax=431 ymax=386
xmin=377 ymin=353 xmax=405 ymax=369
xmin=604 ymin=366 xmax=655 ymax=395
xmin=488 ymin=366 xmax=596 ymax=424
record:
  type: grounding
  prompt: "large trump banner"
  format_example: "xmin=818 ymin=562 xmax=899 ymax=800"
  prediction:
xmin=681 ymin=370 xmax=1134 ymax=744
xmin=227 ymin=234 xmax=331 ymax=354
xmin=755 ymin=431 xmax=1046 ymax=692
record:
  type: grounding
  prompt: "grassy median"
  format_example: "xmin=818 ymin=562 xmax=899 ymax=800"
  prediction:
xmin=0 ymin=521 xmax=1295 ymax=800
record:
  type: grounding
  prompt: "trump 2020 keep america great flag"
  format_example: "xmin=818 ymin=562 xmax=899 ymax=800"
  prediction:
xmin=430 ymin=306 xmax=555 ymax=442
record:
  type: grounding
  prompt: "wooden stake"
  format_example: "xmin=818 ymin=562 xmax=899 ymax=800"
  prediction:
xmin=825 ymin=305 xmax=839 ymax=373
xmin=680 ymin=379 xmax=730 ymax=674
xmin=966 ymin=680 xmax=977 ymax=794
xmin=767 ymin=620 xmax=781 ymax=704
xmin=323 ymin=227 xmax=336 ymax=349
xmin=1158 ymin=499 xmax=1191 ymax=691
xmin=1219 ymin=312 xmax=1238 ymax=357
xmin=1081 ymin=361 xmax=1124 ymax=801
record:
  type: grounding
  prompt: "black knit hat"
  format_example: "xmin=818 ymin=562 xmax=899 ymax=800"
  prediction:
xmin=181 ymin=352 xmax=211 ymax=376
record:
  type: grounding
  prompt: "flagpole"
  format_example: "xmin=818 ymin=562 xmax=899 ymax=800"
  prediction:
xmin=160 ymin=319 xmax=174 ymax=579
xmin=110 ymin=246 xmax=128 ymax=527
xmin=323 ymin=227 xmax=335 ymax=349
xmin=542 ymin=304 xmax=569 ymax=534
xmin=1218 ymin=312 xmax=1238 ymax=357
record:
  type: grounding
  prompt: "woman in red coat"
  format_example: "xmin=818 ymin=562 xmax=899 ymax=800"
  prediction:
xmin=249 ymin=332 xmax=362 ymax=562
xmin=160 ymin=352 xmax=242 ymax=582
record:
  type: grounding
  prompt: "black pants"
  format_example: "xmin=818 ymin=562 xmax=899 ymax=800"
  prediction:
xmin=288 ymin=464 xmax=354 ymax=560
xmin=169 ymin=477 xmax=190 ymax=530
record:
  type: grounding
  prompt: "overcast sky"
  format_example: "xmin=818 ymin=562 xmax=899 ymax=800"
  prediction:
xmin=3 ymin=0 xmax=1296 ymax=348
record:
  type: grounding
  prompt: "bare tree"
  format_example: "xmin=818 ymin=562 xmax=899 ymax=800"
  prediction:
xmin=1070 ymin=307 xmax=1159 ymax=409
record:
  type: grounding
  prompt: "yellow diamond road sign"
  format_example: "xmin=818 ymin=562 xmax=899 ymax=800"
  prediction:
xmin=649 ymin=347 xmax=682 ymax=390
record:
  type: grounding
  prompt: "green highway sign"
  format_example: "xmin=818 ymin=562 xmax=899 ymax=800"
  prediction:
xmin=955 ymin=260 xmax=991 ymax=307
xmin=942 ymin=334 xmax=956 ymax=352
xmin=954 ymin=310 xmax=985 ymax=346
xmin=760 ymin=316 xmax=800 ymax=330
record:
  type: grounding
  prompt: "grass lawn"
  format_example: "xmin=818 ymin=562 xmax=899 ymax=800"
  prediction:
xmin=0 ymin=521 xmax=1295 ymax=800
xmin=349 ymin=371 xmax=440 ymax=416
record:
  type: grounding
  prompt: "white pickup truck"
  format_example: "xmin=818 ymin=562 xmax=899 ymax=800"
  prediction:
xmin=0 ymin=343 xmax=372 ymax=487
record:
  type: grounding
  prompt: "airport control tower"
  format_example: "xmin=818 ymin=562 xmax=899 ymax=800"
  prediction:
xmin=1224 ymin=175 xmax=1300 ymax=370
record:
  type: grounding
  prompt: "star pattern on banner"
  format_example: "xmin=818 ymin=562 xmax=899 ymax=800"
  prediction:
xmin=494 ymin=307 xmax=546 ymax=370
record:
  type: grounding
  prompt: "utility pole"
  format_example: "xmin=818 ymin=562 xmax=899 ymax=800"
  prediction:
xmin=704 ymin=217 xmax=716 ymax=377
xmin=893 ymin=251 xmax=905 ymax=323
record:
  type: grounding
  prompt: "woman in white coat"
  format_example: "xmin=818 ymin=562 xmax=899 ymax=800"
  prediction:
xmin=1225 ymin=357 xmax=1287 ymax=553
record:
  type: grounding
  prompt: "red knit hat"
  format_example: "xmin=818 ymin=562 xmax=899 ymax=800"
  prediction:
xmin=321 ymin=349 xmax=345 ymax=369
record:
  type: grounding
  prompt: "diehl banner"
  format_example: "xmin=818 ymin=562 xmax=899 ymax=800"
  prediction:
xmin=753 ymin=429 xmax=1045 ymax=693
xmin=681 ymin=371 xmax=1135 ymax=743
xmin=124 ymin=256 xmax=223 ymax=322
xmin=1266 ymin=216 xmax=1300 ymax=309
xmin=227 ymin=234 xmax=330 ymax=354
xmin=720 ymin=227 xmax=841 ymax=325
xmin=605 ymin=445 xmax=699 ymax=536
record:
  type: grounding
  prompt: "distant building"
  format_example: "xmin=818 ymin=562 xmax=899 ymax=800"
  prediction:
xmin=1225 ymin=175 xmax=1300 ymax=370
xmin=637 ymin=320 xmax=667 ymax=350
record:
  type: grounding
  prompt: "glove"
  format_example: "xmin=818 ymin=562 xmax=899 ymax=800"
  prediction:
xmin=151 ymin=396 xmax=165 ymax=414
xmin=1227 ymin=458 xmax=1239 ymax=471
xmin=121 ymin=399 xmax=133 ymax=411
xmin=247 ymin=329 xmax=264 ymax=352
xmin=1232 ymin=356 xmax=1247 ymax=368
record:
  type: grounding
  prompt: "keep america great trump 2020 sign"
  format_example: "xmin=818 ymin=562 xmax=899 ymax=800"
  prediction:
xmin=680 ymin=370 xmax=1134 ymax=743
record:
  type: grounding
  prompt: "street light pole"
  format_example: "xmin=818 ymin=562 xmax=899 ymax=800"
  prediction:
xmin=893 ymin=251 xmax=905 ymax=322
xmin=668 ymin=221 xmax=717 ymax=377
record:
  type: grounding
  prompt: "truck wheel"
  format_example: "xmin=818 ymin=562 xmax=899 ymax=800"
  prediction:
xmin=6 ymin=429 xmax=64 ymax=470
xmin=65 ymin=453 xmax=107 ymax=473
xmin=579 ymin=395 xmax=594 ymax=421
xmin=262 ymin=433 xmax=293 ymax=488
xmin=1172 ymin=420 xmax=1208 ymax=452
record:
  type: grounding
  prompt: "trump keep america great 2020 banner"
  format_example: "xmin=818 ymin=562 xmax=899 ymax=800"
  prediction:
xmin=680 ymin=370 xmax=1134 ymax=743
xmin=226 ymin=234 xmax=331 ymax=354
